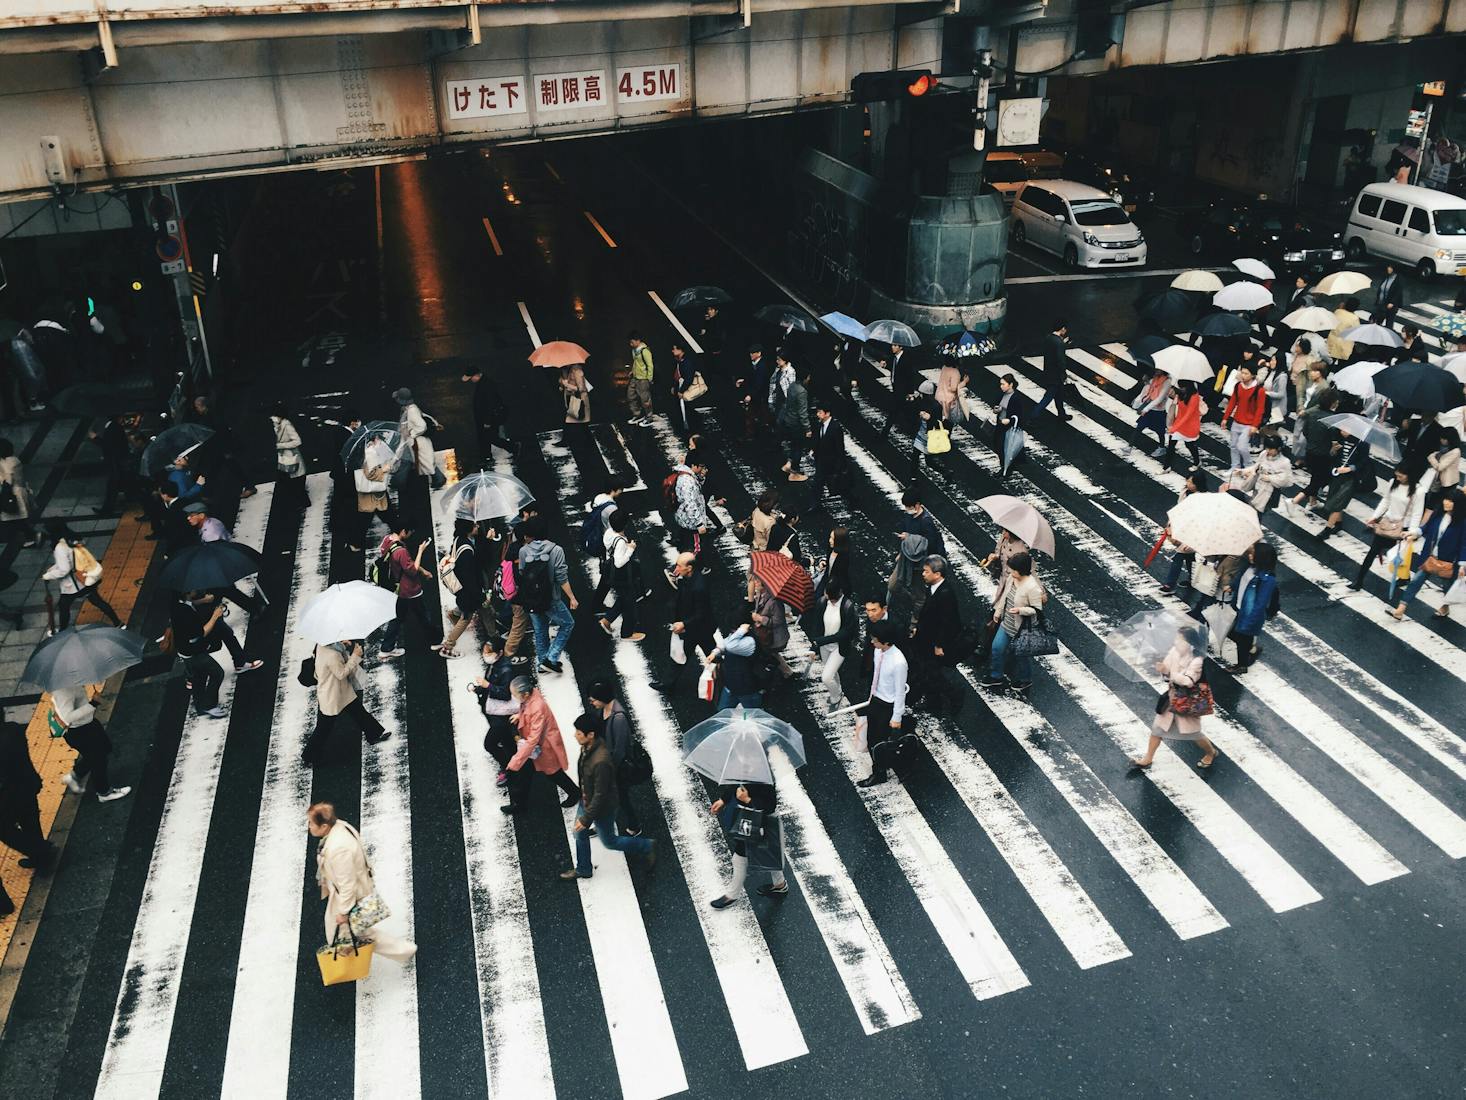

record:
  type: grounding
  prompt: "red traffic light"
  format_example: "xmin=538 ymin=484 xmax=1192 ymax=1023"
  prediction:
xmin=851 ymin=70 xmax=935 ymax=103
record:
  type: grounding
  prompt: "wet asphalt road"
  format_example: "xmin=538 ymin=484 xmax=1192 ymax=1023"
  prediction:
xmin=6 ymin=138 xmax=1466 ymax=1100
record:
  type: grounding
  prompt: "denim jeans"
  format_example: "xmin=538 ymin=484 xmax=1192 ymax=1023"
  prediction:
xmin=531 ymin=599 xmax=575 ymax=663
xmin=1163 ymin=552 xmax=1193 ymax=588
xmin=718 ymin=688 xmax=763 ymax=710
xmin=574 ymin=814 xmax=653 ymax=876
xmin=1227 ymin=422 xmax=1253 ymax=471
xmin=989 ymin=624 xmax=1032 ymax=683
xmin=1393 ymin=563 xmax=1458 ymax=604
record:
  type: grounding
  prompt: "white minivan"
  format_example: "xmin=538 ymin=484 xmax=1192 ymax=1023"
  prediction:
xmin=1344 ymin=181 xmax=1466 ymax=278
xmin=1010 ymin=179 xmax=1147 ymax=268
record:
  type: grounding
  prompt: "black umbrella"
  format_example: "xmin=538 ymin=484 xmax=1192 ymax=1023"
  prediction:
xmin=1192 ymin=311 xmax=1252 ymax=339
xmin=1134 ymin=289 xmax=1197 ymax=332
xmin=754 ymin=305 xmax=821 ymax=334
xmin=51 ymin=382 xmax=159 ymax=418
xmin=1129 ymin=334 xmax=1176 ymax=367
xmin=1372 ymin=362 xmax=1466 ymax=414
xmin=142 ymin=423 xmax=214 ymax=477
xmin=159 ymin=541 xmax=264 ymax=592
xmin=671 ymin=285 xmax=733 ymax=309
xmin=21 ymin=625 xmax=145 ymax=691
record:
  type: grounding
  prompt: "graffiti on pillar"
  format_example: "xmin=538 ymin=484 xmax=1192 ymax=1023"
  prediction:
xmin=787 ymin=195 xmax=866 ymax=311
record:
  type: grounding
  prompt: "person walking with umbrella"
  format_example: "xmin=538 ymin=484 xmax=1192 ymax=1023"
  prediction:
xmin=170 ymin=590 xmax=261 ymax=717
xmin=41 ymin=523 xmax=121 ymax=632
xmin=0 ymin=720 xmax=58 ymax=880
xmin=1129 ymin=624 xmax=1219 ymax=770
xmin=393 ymin=387 xmax=439 ymax=490
xmin=50 ymin=683 xmax=131 ymax=803
xmin=1291 ymin=390 xmax=1342 ymax=512
xmin=1315 ymin=424 xmax=1375 ymax=540
xmin=993 ymin=374 xmax=1028 ymax=478
xmin=303 ymin=639 xmax=390 ymax=766
xmin=1164 ymin=381 xmax=1205 ymax=471
xmin=979 ymin=551 xmax=1046 ymax=695
xmin=503 ymin=677 xmax=579 ymax=815
xmin=707 ymin=779 xmax=785 ymax=908
xmin=439 ymin=518 xmax=488 ymax=658
xmin=559 ymin=710 xmax=656 ymax=880
xmin=560 ymin=365 xmax=591 ymax=430
xmin=183 ymin=503 xmax=267 ymax=616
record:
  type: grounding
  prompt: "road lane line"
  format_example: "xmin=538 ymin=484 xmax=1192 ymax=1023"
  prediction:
xmin=540 ymin=431 xmax=808 ymax=1069
xmin=838 ymin=426 xmax=1323 ymax=913
xmin=664 ymin=418 xmax=1050 ymax=986
xmin=647 ymin=290 xmax=704 ymax=354
xmin=589 ymin=424 xmax=647 ymax=492
xmin=221 ymin=475 xmax=331 ymax=1098
xmin=583 ymin=210 xmax=618 ymax=248
xmin=96 ymin=485 xmax=276 ymax=1100
xmin=517 ymin=301 xmax=542 ymax=349
xmin=535 ymin=655 xmax=689 ymax=1098
xmin=544 ymin=161 xmax=561 ymax=182
xmin=355 ymin=546 xmax=420 ymax=1100
xmin=482 ymin=216 xmax=504 ymax=257
xmin=426 ymin=478 xmax=555 ymax=1100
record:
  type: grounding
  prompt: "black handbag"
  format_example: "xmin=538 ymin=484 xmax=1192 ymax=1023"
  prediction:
xmin=727 ymin=804 xmax=765 ymax=841
xmin=1009 ymin=612 xmax=1059 ymax=658
xmin=0 ymin=481 xmax=16 ymax=515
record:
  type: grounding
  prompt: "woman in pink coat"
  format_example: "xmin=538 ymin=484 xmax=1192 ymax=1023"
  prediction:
xmin=503 ymin=677 xmax=580 ymax=815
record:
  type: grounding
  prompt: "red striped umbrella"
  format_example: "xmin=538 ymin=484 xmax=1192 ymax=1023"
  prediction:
xmin=749 ymin=551 xmax=814 ymax=614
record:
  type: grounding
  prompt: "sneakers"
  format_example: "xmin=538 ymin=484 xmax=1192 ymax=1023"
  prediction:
xmin=366 ymin=731 xmax=392 ymax=745
xmin=539 ymin=658 xmax=564 ymax=674
xmin=97 ymin=786 xmax=132 ymax=803
xmin=234 ymin=659 xmax=264 ymax=674
xmin=664 ymin=569 xmax=680 ymax=590
xmin=977 ymin=676 xmax=1007 ymax=689
xmin=756 ymin=881 xmax=788 ymax=898
xmin=1148 ymin=447 xmax=1167 ymax=459
xmin=709 ymin=895 xmax=737 ymax=910
xmin=380 ymin=647 xmax=406 ymax=659
xmin=1158 ymin=584 xmax=1174 ymax=594
xmin=201 ymin=706 xmax=228 ymax=719
xmin=61 ymin=771 xmax=84 ymax=795
xmin=596 ymin=618 xmax=614 ymax=637
xmin=510 ymin=655 xmax=531 ymax=666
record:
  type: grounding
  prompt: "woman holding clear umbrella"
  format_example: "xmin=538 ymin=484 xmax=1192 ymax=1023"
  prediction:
xmin=1128 ymin=623 xmax=1219 ymax=771
xmin=708 ymin=781 xmax=785 ymax=908
xmin=1314 ymin=425 xmax=1374 ymax=540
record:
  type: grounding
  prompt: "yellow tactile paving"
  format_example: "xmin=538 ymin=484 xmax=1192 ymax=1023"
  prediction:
xmin=0 ymin=508 xmax=155 ymax=960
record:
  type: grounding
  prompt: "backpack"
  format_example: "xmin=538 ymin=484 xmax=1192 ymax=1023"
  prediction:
xmin=621 ymin=737 xmax=653 ymax=785
xmin=297 ymin=655 xmax=316 ymax=687
xmin=370 ymin=543 xmax=397 ymax=590
xmin=514 ymin=555 xmax=552 ymax=612
xmin=661 ymin=472 xmax=680 ymax=512
xmin=583 ymin=500 xmax=617 ymax=557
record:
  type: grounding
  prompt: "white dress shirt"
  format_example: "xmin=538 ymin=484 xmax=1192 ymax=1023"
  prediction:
xmin=869 ymin=644 xmax=908 ymax=726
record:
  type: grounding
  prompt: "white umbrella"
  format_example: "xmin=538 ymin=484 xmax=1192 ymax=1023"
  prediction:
xmin=1171 ymin=270 xmax=1224 ymax=293
xmin=1330 ymin=360 xmax=1390 ymax=399
xmin=1151 ymin=344 xmax=1215 ymax=384
xmin=1212 ymin=281 xmax=1275 ymax=311
xmin=1313 ymin=270 xmax=1372 ymax=296
xmin=1280 ymin=306 xmax=1338 ymax=332
xmin=298 ymin=581 xmax=398 ymax=644
xmin=974 ymin=495 xmax=1056 ymax=558
xmin=1439 ymin=351 xmax=1466 ymax=384
xmin=1342 ymin=323 xmax=1404 ymax=348
xmin=1167 ymin=492 xmax=1263 ymax=557
xmin=864 ymin=319 xmax=921 ymax=347
xmin=1231 ymin=258 xmax=1275 ymax=280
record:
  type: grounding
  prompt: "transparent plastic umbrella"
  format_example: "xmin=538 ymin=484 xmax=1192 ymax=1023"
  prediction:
xmin=671 ymin=286 xmax=732 ymax=309
xmin=864 ymin=319 xmax=921 ymax=347
xmin=682 ymin=706 xmax=807 ymax=785
xmin=754 ymin=306 xmax=820 ymax=334
xmin=341 ymin=421 xmax=404 ymax=470
xmin=819 ymin=312 xmax=869 ymax=340
xmin=1321 ymin=413 xmax=1402 ymax=462
xmin=1212 ymin=281 xmax=1274 ymax=311
xmin=1104 ymin=610 xmax=1208 ymax=684
xmin=439 ymin=471 xmax=535 ymax=521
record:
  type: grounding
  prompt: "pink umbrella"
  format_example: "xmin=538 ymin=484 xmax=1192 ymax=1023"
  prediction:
xmin=528 ymin=341 xmax=589 ymax=368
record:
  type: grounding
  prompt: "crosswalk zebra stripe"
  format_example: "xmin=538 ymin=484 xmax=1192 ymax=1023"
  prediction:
xmin=96 ymin=484 xmax=276 ymax=1100
xmin=591 ymin=424 xmax=648 ymax=492
xmin=541 ymin=430 xmax=810 ymax=1070
xmin=427 ymin=485 xmax=556 ymax=1100
xmin=914 ymin=400 xmax=1411 ymax=884
xmin=355 ymin=553 xmax=421 ymax=1100
xmin=688 ymin=418 xmax=1130 ymax=973
xmin=555 ymin=427 xmax=920 ymax=1038
xmin=536 ymin=656 xmax=690 ymax=1100
xmin=838 ymin=429 xmax=1324 ymax=914
xmin=221 ymin=475 xmax=332 ymax=1098
xmin=989 ymin=359 xmax=1466 ymax=687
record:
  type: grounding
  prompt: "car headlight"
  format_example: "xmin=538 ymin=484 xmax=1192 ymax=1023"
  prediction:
xmin=1330 ymin=249 xmax=1345 ymax=259
xmin=1282 ymin=251 xmax=1304 ymax=262
xmin=1436 ymin=248 xmax=1450 ymax=258
xmin=1083 ymin=231 xmax=1100 ymax=246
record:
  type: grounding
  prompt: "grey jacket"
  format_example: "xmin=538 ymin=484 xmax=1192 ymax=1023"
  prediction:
xmin=519 ymin=539 xmax=569 ymax=588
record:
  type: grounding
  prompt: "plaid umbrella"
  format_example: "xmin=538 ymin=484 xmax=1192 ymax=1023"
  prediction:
xmin=749 ymin=550 xmax=814 ymax=613
xmin=528 ymin=341 xmax=589 ymax=368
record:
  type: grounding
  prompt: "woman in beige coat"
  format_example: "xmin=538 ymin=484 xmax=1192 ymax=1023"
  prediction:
xmin=560 ymin=365 xmax=591 ymax=426
xmin=308 ymin=802 xmax=416 ymax=963
xmin=1129 ymin=625 xmax=1219 ymax=770
xmin=302 ymin=641 xmax=390 ymax=767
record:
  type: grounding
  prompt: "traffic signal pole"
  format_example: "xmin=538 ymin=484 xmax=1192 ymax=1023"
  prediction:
xmin=972 ymin=47 xmax=993 ymax=152
xmin=162 ymin=182 xmax=213 ymax=385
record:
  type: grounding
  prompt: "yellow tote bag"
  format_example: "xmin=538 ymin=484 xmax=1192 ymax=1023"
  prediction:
xmin=317 ymin=930 xmax=374 ymax=986
xmin=925 ymin=426 xmax=952 ymax=455
xmin=1213 ymin=366 xmax=1229 ymax=393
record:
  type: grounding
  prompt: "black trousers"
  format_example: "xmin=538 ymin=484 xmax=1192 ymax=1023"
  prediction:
xmin=0 ymin=792 xmax=53 ymax=863
xmin=661 ymin=627 xmax=715 ymax=688
xmin=1355 ymin=533 xmax=1398 ymax=587
xmin=57 ymin=585 xmax=122 ymax=629
xmin=217 ymin=584 xmax=265 ymax=617
xmin=507 ymin=766 xmax=579 ymax=810
xmin=615 ymin=763 xmax=642 ymax=834
xmin=866 ymin=695 xmax=899 ymax=778
xmin=182 ymin=652 xmax=224 ymax=712
xmin=484 ymin=716 xmax=518 ymax=770
xmin=1227 ymin=628 xmax=1258 ymax=668
xmin=305 ymin=699 xmax=385 ymax=761
xmin=476 ymin=421 xmax=515 ymax=462
xmin=212 ymin=621 xmax=247 ymax=665
xmin=64 ymin=720 xmax=113 ymax=795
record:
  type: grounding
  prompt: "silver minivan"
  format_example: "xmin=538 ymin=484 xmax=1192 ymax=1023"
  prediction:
xmin=1344 ymin=181 xmax=1466 ymax=278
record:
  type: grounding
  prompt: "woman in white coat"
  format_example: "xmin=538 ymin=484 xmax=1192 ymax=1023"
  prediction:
xmin=270 ymin=401 xmax=307 ymax=508
xmin=41 ymin=523 xmax=122 ymax=631
xmin=308 ymin=801 xmax=416 ymax=963
xmin=1128 ymin=625 xmax=1219 ymax=771
xmin=393 ymin=387 xmax=439 ymax=484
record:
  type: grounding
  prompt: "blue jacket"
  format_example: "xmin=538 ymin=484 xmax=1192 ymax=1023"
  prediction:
xmin=167 ymin=467 xmax=204 ymax=504
xmin=1418 ymin=512 xmax=1466 ymax=564
xmin=1233 ymin=571 xmax=1280 ymax=635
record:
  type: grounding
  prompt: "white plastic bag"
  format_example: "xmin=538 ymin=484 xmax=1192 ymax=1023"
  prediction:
xmin=669 ymin=632 xmax=686 ymax=665
xmin=697 ymin=663 xmax=717 ymax=703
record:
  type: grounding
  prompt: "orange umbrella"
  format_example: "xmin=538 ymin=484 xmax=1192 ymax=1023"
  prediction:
xmin=528 ymin=341 xmax=589 ymax=368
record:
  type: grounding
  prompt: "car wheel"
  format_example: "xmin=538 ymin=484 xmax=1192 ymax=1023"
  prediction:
xmin=1416 ymin=257 xmax=1436 ymax=281
xmin=1012 ymin=221 xmax=1027 ymax=246
xmin=1346 ymin=237 xmax=1366 ymax=261
xmin=1063 ymin=244 xmax=1079 ymax=269
xmin=1189 ymin=234 xmax=1204 ymax=255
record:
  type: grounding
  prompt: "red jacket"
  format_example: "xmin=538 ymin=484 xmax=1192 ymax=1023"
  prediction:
xmin=1224 ymin=382 xmax=1266 ymax=428
xmin=509 ymin=690 xmax=570 ymax=775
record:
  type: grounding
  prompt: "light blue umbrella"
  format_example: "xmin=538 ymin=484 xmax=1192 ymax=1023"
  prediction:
xmin=819 ymin=312 xmax=868 ymax=340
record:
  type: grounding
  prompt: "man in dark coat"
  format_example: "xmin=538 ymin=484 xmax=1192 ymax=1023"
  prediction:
xmin=810 ymin=400 xmax=848 ymax=503
xmin=1033 ymin=320 xmax=1073 ymax=421
xmin=463 ymin=366 xmax=517 ymax=463
xmin=737 ymin=344 xmax=775 ymax=439
xmin=908 ymin=556 xmax=963 ymax=713
xmin=1376 ymin=262 xmax=1403 ymax=330
xmin=651 ymin=551 xmax=715 ymax=693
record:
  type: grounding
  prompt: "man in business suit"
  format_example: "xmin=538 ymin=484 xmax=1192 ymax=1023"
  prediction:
xmin=650 ymin=552 xmax=715 ymax=693
xmin=809 ymin=400 xmax=847 ymax=503
xmin=907 ymin=556 xmax=963 ymax=714
xmin=888 ymin=342 xmax=920 ymax=401
xmin=737 ymin=344 xmax=774 ymax=439
xmin=1286 ymin=275 xmax=1312 ymax=314
xmin=1376 ymin=262 xmax=1403 ymax=330
xmin=1033 ymin=320 xmax=1074 ymax=421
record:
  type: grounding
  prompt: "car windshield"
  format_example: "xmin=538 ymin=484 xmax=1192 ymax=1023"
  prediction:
xmin=1070 ymin=201 xmax=1131 ymax=226
xmin=1433 ymin=210 xmax=1466 ymax=235
xmin=986 ymin=161 xmax=1028 ymax=184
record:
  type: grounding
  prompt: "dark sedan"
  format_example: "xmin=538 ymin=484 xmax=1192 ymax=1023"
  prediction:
xmin=1061 ymin=151 xmax=1157 ymax=214
xmin=1181 ymin=202 xmax=1346 ymax=273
